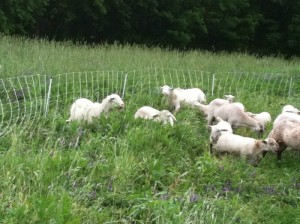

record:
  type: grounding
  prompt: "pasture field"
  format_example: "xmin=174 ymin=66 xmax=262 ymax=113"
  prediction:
xmin=0 ymin=36 xmax=300 ymax=223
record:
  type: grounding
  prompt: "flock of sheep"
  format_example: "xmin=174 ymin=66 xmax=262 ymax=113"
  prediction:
xmin=66 ymin=85 xmax=300 ymax=166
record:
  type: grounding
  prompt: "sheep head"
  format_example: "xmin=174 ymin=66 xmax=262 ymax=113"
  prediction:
xmin=261 ymin=138 xmax=279 ymax=153
xmin=107 ymin=94 xmax=125 ymax=109
xmin=153 ymin=110 xmax=176 ymax=126
xmin=224 ymin=94 xmax=235 ymax=103
xmin=282 ymin=105 xmax=300 ymax=114
xmin=207 ymin=125 xmax=231 ymax=144
xmin=161 ymin=85 xmax=173 ymax=96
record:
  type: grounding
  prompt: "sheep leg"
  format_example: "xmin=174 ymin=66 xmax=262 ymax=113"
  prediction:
xmin=276 ymin=144 xmax=287 ymax=160
xmin=174 ymin=103 xmax=180 ymax=113
xmin=207 ymin=115 xmax=214 ymax=125
xmin=209 ymin=143 xmax=213 ymax=155
xmin=262 ymin=151 xmax=268 ymax=157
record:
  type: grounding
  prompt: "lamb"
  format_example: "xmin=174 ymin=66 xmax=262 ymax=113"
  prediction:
xmin=207 ymin=117 xmax=233 ymax=153
xmin=212 ymin=132 xmax=279 ymax=164
xmin=273 ymin=105 xmax=300 ymax=127
xmin=66 ymin=94 xmax=125 ymax=123
xmin=194 ymin=96 xmax=244 ymax=117
xmin=246 ymin=112 xmax=272 ymax=127
xmin=207 ymin=103 xmax=264 ymax=135
xmin=224 ymin=94 xmax=235 ymax=103
xmin=194 ymin=98 xmax=229 ymax=116
xmin=134 ymin=106 xmax=177 ymax=126
xmin=161 ymin=85 xmax=206 ymax=112
xmin=267 ymin=119 xmax=300 ymax=160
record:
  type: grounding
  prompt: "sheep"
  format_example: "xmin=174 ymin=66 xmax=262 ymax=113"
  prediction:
xmin=267 ymin=119 xmax=300 ymax=160
xmin=207 ymin=117 xmax=233 ymax=153
xmin=194 ymin=98 xmax=229 ymax=116
xmin=281 ymin=105 xmax=300 ymax=114
xmin=206 ymin=103 xmax=264 ymax=136
xmin=212 ymin=132 xmax=279 ymax=165
xmin=246 ymin=112 xmax=272 ymax=127
xmin=66 ymin=94 xmax=125 ymax=124
xmin=194 ymin=96 xmax=244 ymax=117
xmin=134 ymin=106 xmax=177 ymax=126
xmin=224 ymin=94 xmax=235 ymax=103
xmin=273 ymin=105 xmax=300 ymax=127
xmin=161 ymin=85 xmax=206 ymax=112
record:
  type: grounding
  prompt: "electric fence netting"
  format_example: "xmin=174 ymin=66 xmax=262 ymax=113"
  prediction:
xmin=0 ymin=67 xmax=299 ymax=137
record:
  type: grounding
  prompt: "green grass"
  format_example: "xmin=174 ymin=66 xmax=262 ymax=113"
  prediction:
xmin=0 ymin=36 xmax=300 ymax=223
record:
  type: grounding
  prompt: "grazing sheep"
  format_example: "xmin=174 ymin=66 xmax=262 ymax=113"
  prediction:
xmin=246 ymin=112 xmax=272 ymax=127
xmin=194 ymin=96 xmax=244 ymax=117
xmin=161 ymin=85 xmax=206 ymax=112
xmin=207 ymin=103 xmax=264 ymax=135
xmin=273 ymin=105 xmax=300 ymax=127
xmin=194 ymin=98 xmax=230 ymax=116
xmin=207 ymin=117 xmax=233 ymax=153
xmin=134 ymin=106 xmax=177 ymax=126
xmin=267 ymin=119 xmax=300 ymax=160
xmin=193 ymin=102 xmax=210 ymax=116
xmin=212 ymin=133 xmax=279 ymax=164
xmin=66 ymin=94 xmax=125 ymax=123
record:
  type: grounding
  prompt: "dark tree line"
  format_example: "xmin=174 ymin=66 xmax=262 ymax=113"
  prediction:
xmin=1 ymin=0 xmax=300 ymax=56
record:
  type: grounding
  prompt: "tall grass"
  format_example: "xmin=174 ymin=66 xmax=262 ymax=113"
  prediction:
xmin=0 ymin=36 xmax=300 ymax=223
xmin=1 ymin=35 xmax=300 ymax=79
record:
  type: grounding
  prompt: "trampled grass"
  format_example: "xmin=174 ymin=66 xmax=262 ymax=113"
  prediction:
xmin=0 ymin=36 xmax=300 ymax=223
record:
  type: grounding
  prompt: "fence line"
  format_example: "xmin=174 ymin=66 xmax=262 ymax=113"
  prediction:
xmin=0 ymin=67 xmax=299 ymax=137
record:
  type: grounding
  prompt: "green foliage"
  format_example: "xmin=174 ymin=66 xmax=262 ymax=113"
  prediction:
xmin=1 ymin=1 xmax=300 ymax=55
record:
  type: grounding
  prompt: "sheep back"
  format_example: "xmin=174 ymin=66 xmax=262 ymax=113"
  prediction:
xmin=66 ymin=98 xmax=94 ymax=122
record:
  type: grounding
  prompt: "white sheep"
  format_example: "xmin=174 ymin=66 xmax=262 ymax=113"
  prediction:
xmin=134 ymin=106 xmax=177 ymax=126
xmin=194 ymin=96 xmax=244 ymax=117
xmin=224 ymin=94 xmax=235 ymax=103
xmin=282 ymin=104 xmax=300 ymax=114
xmin=194 ymin=98 xmax=229 ymax=116
xmin=207 ymin=117 xmax=233 ymax=143
xmin=273 ymin=104 xmax=300 ymax=127
xmin=66 ymin=94 xmax=125 ymax=124
xmin=267 ymin=119 xmax=300 ymax=160
xmin=207 ymin=103 xmax=264 ymax=135
xmin=207 ymin=117 xmax=233 ymax=153
xmin=161 ymin=85 xmax=206 ymax=112
xmin=246 ymin=112 xmax=272 ymax=127
xmin=212 ymin=133 xmax=279 ymax=164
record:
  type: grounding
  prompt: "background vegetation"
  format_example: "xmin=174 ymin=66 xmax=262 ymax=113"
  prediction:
xmin=0 ymin=36 xmax=300 ymax=223
xmin=1 ymin=0 xmax=300 ymax=56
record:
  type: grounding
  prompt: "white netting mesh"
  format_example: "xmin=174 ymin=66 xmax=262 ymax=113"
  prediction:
xmin=0 ymin=67 xmax=298 ymax=137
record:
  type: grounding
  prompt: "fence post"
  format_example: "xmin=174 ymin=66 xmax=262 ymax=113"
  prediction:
xmin=122 ymin=73 xmax=128 ymax=99
xmin=45 ymin=77 xmax=52 ymax=117
xmin=211 ymin=74 xmax=215 ymax=96
xmin=288 ymin=76 xmax=293 ymax=97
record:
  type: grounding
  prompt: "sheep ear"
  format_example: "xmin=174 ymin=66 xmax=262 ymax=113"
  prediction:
xmin=169 ymin=113 xmax=177 ymax=121
xmin=152 ymin=114 xmax=159 ymax=118
xmin=169 ymin=117 xmax=174 ymax=126
xmin=216 ymin=117 xmax=223 ymax=122
xmin=262 ymin=140 xmax=267 ymax=145
xmin=109 ymin=97 xmax=115 ymax=102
